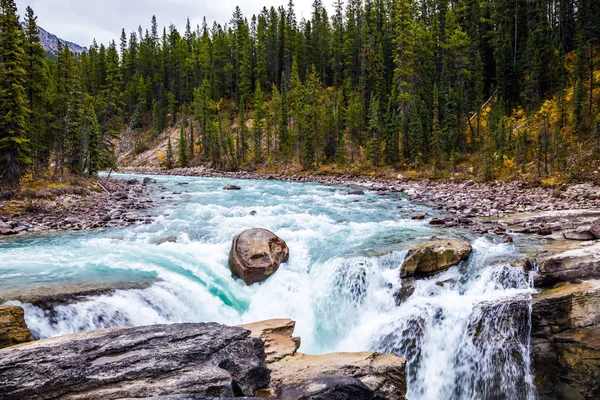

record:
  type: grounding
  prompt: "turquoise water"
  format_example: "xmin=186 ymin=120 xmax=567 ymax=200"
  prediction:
xmin=0 ymin=174 xmax=536 ymax=399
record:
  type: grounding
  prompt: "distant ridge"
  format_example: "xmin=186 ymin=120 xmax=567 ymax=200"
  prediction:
xmin=22 ymin=22 xmax=87 ymax=55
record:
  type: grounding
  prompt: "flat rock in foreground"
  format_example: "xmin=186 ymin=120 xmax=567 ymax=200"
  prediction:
xmin=0 ymin=323 xmax=269 ymax=400
xmin=241 ymin=319 xmax=406 ymax=400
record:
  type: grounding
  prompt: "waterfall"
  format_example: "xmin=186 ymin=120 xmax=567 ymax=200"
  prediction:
xmin=0 ymin=174 xmax=538 ymax=399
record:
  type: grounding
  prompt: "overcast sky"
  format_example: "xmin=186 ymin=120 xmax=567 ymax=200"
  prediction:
xmin=16 ymin=0 xmax=322 ymax=48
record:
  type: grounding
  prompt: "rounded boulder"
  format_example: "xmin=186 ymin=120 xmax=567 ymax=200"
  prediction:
xmin=229 ymin=228 xmax=289 ymax=285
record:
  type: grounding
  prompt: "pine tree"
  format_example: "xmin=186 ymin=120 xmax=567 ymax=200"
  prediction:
xmin=65 ymin=71 xmax=85 ymax=174
xmin=86 ymin=100 xmax=101 ymax=176
xmin=252 ymin=82 xmax=266 ymax=160
xmin=178 ymin=123 xmax=188 ymax=167
xmin=0 ymin=0 xmax=30 ymax=186
xmin=23 ymin=6 xmax=49 ymax=171
xmin=367 ymin=95 xmax=382 ymax=168
xmin=188 ymin=117 xmax=194 ymax=162
xmin=166 ymin=137 xmax=173 ymax=168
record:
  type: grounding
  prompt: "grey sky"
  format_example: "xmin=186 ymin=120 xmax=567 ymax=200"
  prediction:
xmin=16 ymin=0 xmax=321 ymax=48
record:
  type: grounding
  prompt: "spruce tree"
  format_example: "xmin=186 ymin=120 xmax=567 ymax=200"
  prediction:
xmin=0 ymin=0 xmax=30 ymax=186
xmin=178 ymin=123 xmax=188 ymax=167
xmin=86 ymin=101 xmax=101 ymax=176
xmin=23 ymin=6 xmax=49 ymax=171
xmin=166 ymin=137 xmax=173 ymax=169
xmin=65 ymin=71 xmax=85 ymax=174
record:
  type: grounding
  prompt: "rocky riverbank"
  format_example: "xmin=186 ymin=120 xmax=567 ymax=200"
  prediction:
xmin=0 ymin=317 xmax=406 ymax=400
xmin=532 ymin=243 xmax=600 ymax=400
xmin=0 ymin=177 xmax=156 ymax=236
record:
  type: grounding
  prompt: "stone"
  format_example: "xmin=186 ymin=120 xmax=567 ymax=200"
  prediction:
xmin=400 ymin=239 xmax=472 ymax=278
xmin=535 ymin=243 xmax=600 ymax=288
xmin=428 ymin=218 xmax=446 ymax=226
xmin=0 ymin=306 xmax=34 ymax=349
xmin=143 ymin=177 xmax=157 ymax=184
xmin=411 ymin=213 xmax=427 ymax=220
xmin=590 ymin=219 xmax=600 ymax=239
xmin=240 ymin=319 xmax=300 ymax=363
xmin=241 ymin=319 xmax=406 ymax=400
xmin=538 ymin=223 xmax=553 ymax=236
xmin=64 ymin=216 xmax=81 ymax=225
xmin=348 ymin=189 xmax=365 ymax=195
xmin=563 ymin=229 xmax=596 ymax=241
xmin=0 ymin=323 xmax=270 ymax=400
xmin=531 ymin=280 xmax=600 ymax=400
xmin=224 ymin=185 xmax=242 ymax=190
xmin=157 ymin=235 xmax=177 ymax=245
xmin=229 ymin=229 xmax=289 ymax=285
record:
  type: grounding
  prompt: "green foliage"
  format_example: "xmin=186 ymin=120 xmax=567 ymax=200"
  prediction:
xmin=178 ymin=124 xmax=188 ymax=167
xmin=0 ymin=0 xmax=31 ymax=186
xmin=1 ymin=0 xmax=600 ymax=185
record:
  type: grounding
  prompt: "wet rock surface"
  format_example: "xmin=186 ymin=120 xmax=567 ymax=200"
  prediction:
xmin=0 ymin=323 xmax=270 ymax=400
xmin=534 ymin=243 xmax=600 ymax=287
xmin=532 ymin=280 xmax=600 ymax=400
xmin=229 ymin=229 xmax=290 ymax=286
xmin=0 ymin=306 xmax=34 ymax=349
xmin=0 ymin=278 xmax=159 ymax=310
xmin=400 ymin=239 xmax=472 ymax=279
xmin=0 ymin=178 xmax=156 ymax=236
xmin=532 ymin=240 xmax=600 ymax=400
xmin=241 ymin=319 xmax=407 ymax=400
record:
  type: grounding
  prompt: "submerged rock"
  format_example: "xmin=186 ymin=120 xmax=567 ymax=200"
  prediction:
xmin=224 ymin=184 xmax=242 ymax=191
xmin=0 ymin=323 xmax=270 ymax=399
xmin=241 ymin=319 xmax=407 ymax=400
xmin=229 ymin=228 xmax=289 ymax=285
xmin=348 ymin=189 xmax=365 ymax=195
xmin=0 ymin=306 xmax=34 ymax=349
xmin=400 ymin=239 xmax=472 ymax=279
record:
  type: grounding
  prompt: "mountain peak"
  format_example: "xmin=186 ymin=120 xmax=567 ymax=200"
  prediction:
xmin=22 ymin=23 xmax=86 ymax=55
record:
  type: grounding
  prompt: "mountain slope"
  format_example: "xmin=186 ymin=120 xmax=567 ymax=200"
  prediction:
xmin=22 ymin=23 xmax=86 ymax=55
xmin=38 ymin=25 xmax=86 ymax=55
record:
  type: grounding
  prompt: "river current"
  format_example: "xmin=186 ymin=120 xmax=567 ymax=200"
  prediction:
xmin=0 ymin=174 xmax=537 ymax=400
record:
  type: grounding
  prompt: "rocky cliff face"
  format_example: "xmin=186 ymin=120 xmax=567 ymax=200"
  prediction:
xmin=532 ymin=243 xmax=600 ymax=400
xmin=21 ymin=23 xmax=86 ymax=56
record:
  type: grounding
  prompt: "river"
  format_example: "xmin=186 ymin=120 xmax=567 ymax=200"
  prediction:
xmin=0 ymin=174 xmax=537 ymax=400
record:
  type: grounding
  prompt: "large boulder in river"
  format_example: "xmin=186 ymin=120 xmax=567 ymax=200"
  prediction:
xmin=0 ymin=322 xmax=270 ymax=399
xmin=240 ymin=319 xmax=407 ymax=400
xmin=0 ymin=306 xmax=34 ymax=349
xmin=229 ymin=228 xmax=289 ymax=285
xmin=400 ymin=239 xmax=472 ymax=278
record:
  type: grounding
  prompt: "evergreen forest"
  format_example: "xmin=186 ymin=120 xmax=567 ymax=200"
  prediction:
xmin=1 ymin=0 xmax=600 ymax=186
